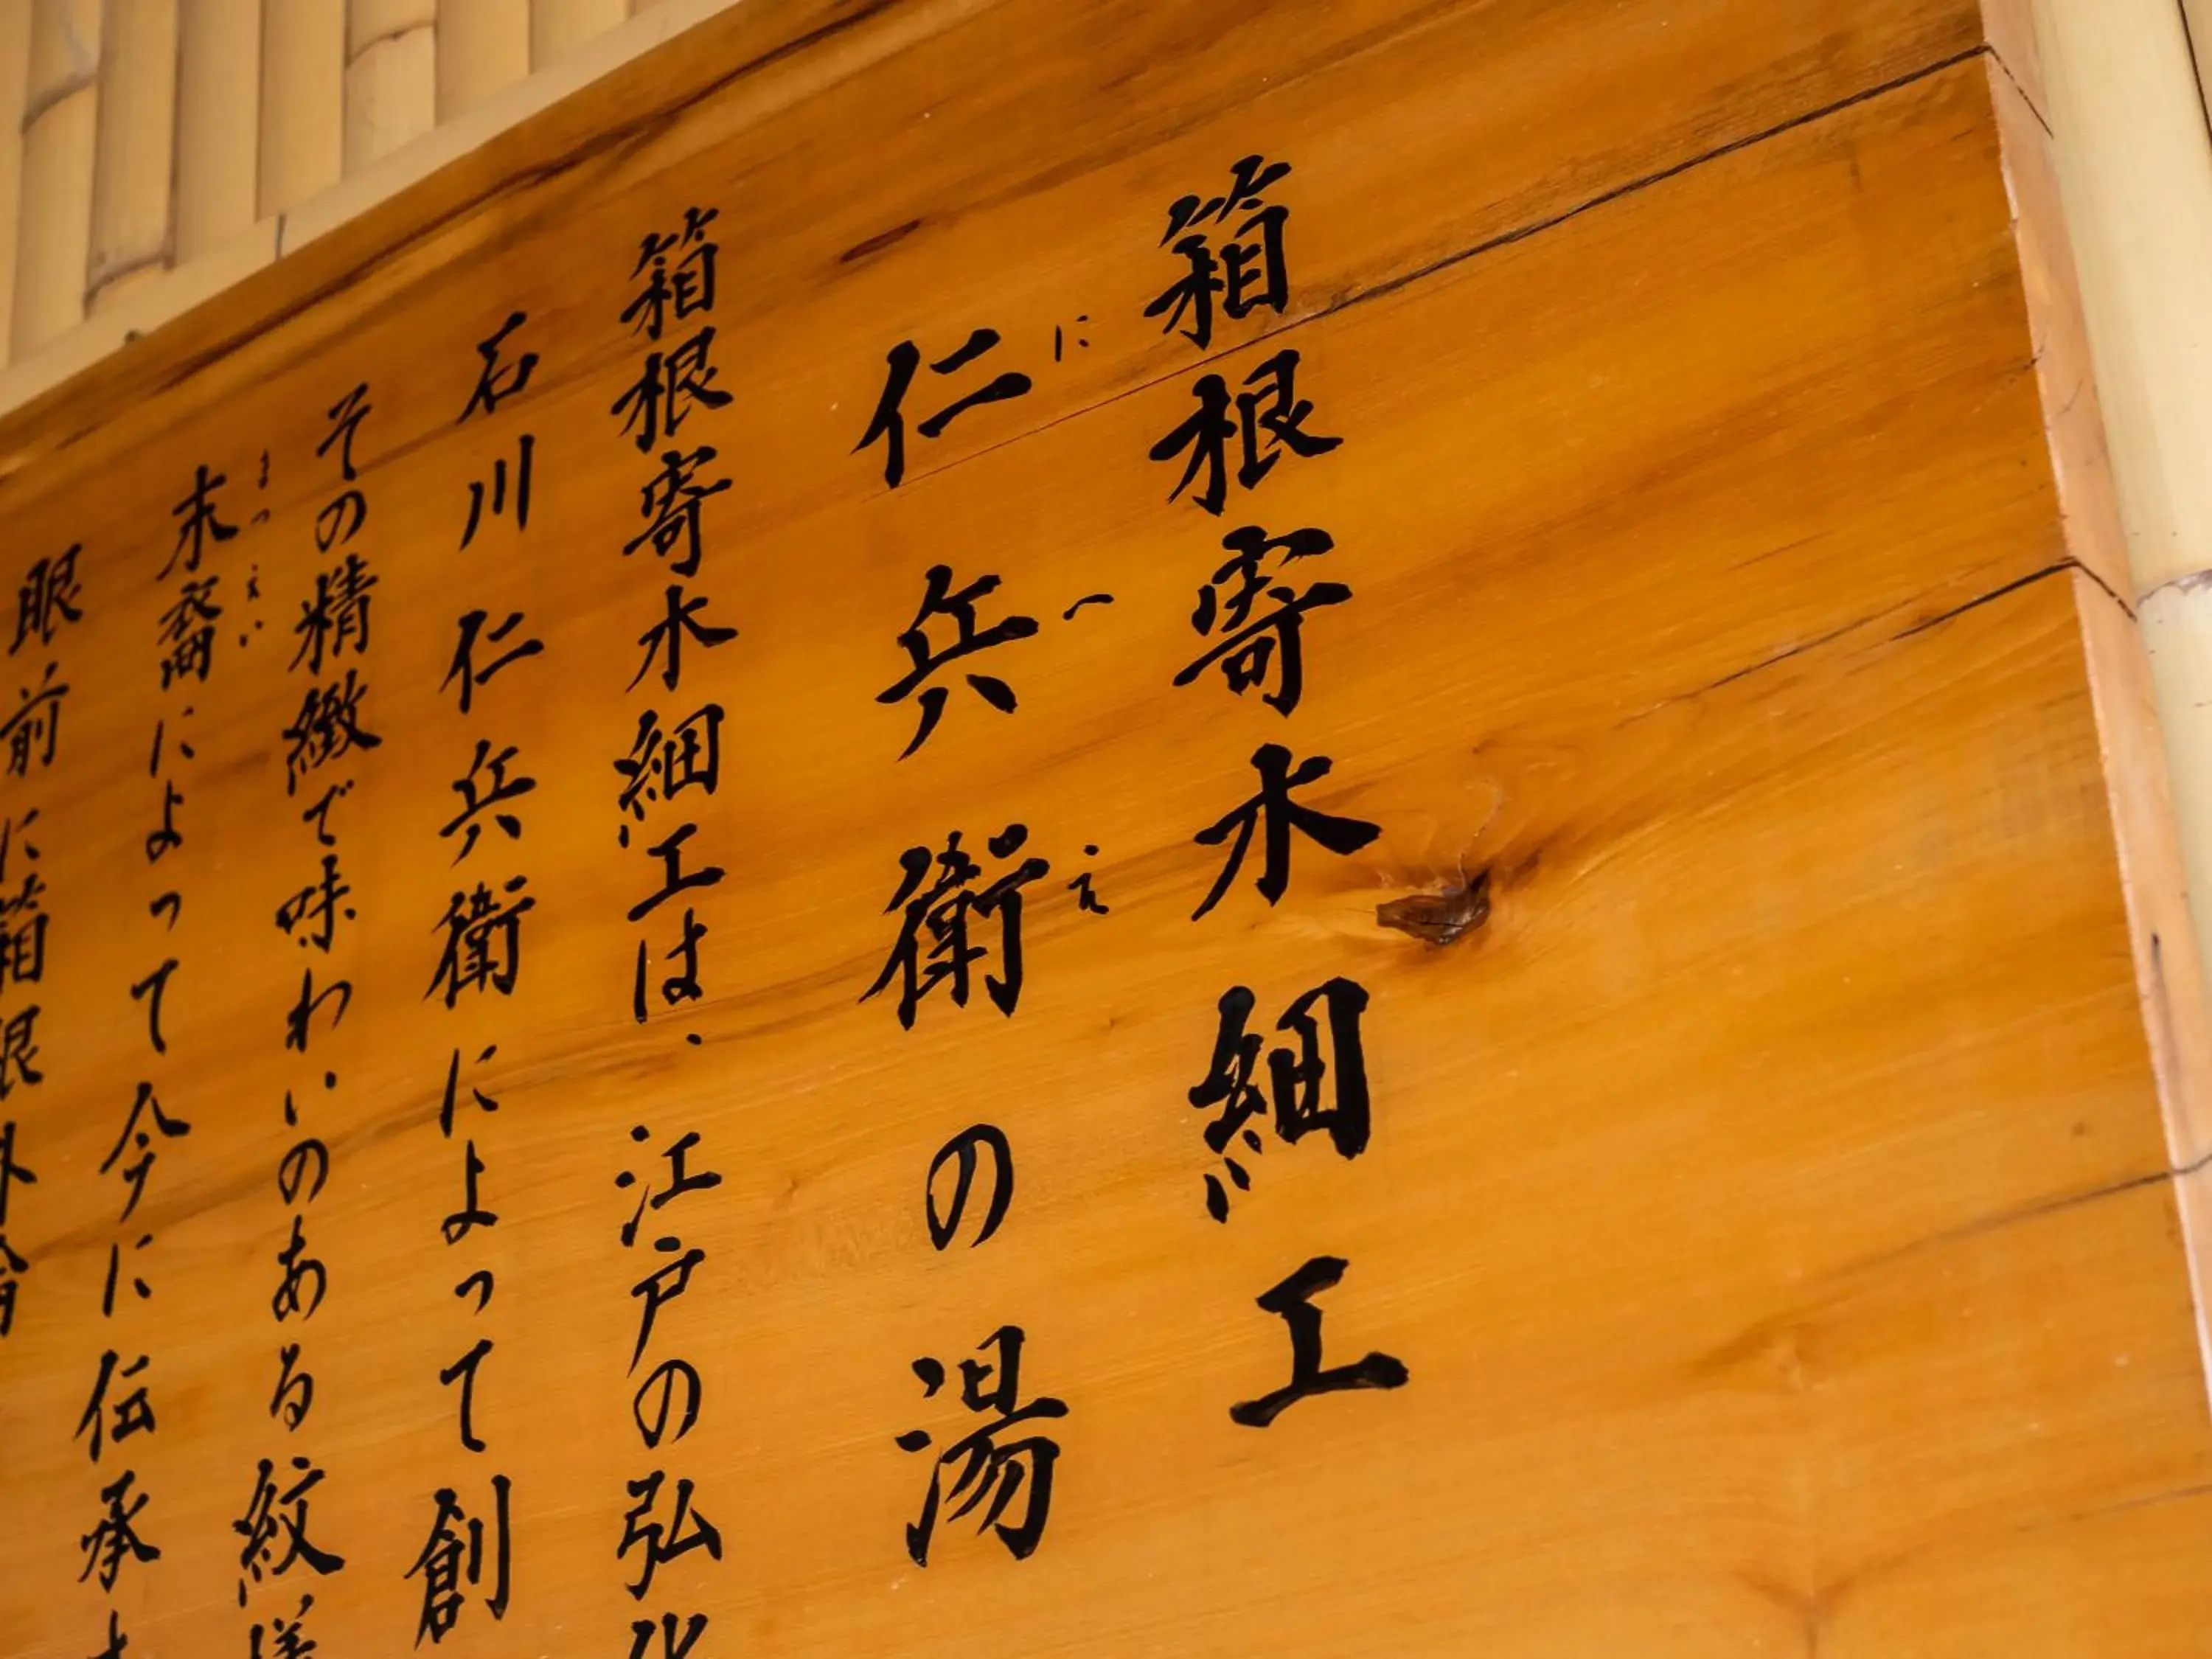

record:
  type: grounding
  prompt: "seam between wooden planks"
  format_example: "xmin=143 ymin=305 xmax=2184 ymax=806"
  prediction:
xmin=1623 ymin=558 xmax=2112 ymax=729
xmin=0 ymin=13 xmax=1994 ymax=504
xmin=913 ymin=44 xmax=2000 ymax=497
xmin=1893 ymin=556 xmax=2131 ymax=641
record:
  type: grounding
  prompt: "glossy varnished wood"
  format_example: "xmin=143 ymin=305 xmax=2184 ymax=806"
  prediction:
xmin=0 ymin=1 xmax=2205 ymax=1655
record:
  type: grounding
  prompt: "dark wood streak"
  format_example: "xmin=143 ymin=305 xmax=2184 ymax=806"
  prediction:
xmin=839 ymin=218 xmax=924 ymax=263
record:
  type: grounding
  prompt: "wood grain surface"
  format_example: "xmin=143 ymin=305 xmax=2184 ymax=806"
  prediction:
xmin=0 ymin=1 xmax=2206 ymax=1655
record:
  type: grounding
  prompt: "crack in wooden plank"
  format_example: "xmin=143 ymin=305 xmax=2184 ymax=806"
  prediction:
xmin=914 ymin=44 xmax=1999 ymax=495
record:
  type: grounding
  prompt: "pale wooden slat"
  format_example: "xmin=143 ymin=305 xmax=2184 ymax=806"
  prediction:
xmin=11 ymin=0 xmax=99 ymax=355
xmin=23 ymin=0 xmax=98 ymax=113
xmin=437 ymin=0 xmax=529 ymax=119
xmin=344 ymin=2 xmax=438 ymax=173
xmin=530 ymin=0 xmax=625 ymax=67
xmin=0 ymin=0 xmax=33 ymax=358
xmin=86 ymin=0 xmax=178 ymax=313
xmin=257 ymin=0 xmax=343 ymax=218
xmin=351 ymin=0 xmax=439 ymax=39
xmin=175 ymin=0 xmax=262 ymax=262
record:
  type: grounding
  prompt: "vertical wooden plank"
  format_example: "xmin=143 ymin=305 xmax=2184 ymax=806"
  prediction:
xmin=0 ymin=1 xmax=34 ymax=358
xmin=257 ymin=0 xmax=342 ymax=218
xmin=437 ymin=0 xmax=527 ymax=120
xmin=530 ymin=0 xmax=625 ymax=68
xmin=345 ymin=0 xmax=437 ymax=173
xmin=86 ymin=0 xmax=178 ymax=315
xmin=12 ymin=0 xmax=100 ymax=356
xmin=176 ymin=0 xmax=263 ymax=262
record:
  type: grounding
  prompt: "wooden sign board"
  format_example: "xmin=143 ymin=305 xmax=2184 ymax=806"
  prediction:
xmin=2 ymin=1 xmax=2209 ymax=1653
